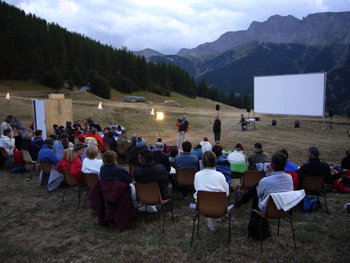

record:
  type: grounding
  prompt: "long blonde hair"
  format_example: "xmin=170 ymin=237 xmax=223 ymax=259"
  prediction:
xmin=64 ymin=148 xmax=77 ymax=162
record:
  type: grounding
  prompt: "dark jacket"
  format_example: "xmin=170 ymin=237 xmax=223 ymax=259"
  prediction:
xmin=21 ymin=139 xmax=41 ymax=161
xmin=100 ymin=164 xmax=132 ymax=184
xmin=134 ymin=162 xmax=172 ymax=200
xmin=105 ymin=137 xmax=117 ymax=153
xmin=128 ymin=146 xmax=146 ymax=166
xmin=33 ymin=137 xmax=44 ymax=148
xmin=88 ymin=180 xmax=133 ymax=230
xmin=153 ymin=151 xmax=171 ymax=173
xmin=213 ymin=119 xmax=221 ymax=133
xmin=248 ymin=149 xmax=270 ymax=170
xmin=298 ymin=158 xmax=331 ymax=189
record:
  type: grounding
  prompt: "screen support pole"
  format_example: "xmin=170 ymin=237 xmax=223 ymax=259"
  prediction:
xmin=282 ymin=114 xmax=287 ymax=127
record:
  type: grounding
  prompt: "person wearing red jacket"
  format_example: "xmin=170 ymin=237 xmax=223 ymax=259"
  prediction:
xmin=85 ymin=128 xmax=104 ymax=151
xmin=56 ymin=142 xmax=86 ymax=183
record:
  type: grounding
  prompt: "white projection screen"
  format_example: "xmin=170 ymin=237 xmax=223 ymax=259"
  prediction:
xmin=254 ymin=72 xmax=326 ymax=116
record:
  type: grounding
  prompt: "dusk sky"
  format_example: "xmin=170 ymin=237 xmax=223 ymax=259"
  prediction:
xmin=9 ymin=0 xmax=350 ymax=54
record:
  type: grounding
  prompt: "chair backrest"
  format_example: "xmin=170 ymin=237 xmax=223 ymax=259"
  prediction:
xmin=21 ymin=149 xmax=34 ymax=163
xmin=104 ymin=142 xmax=111 ymax=151
xmin=0 ymin=147 xmax=8 ymax=158
xmin=176 ymin=168 xmax=196 ymax=187
xmin=83 ymin=173 xmax=99 ymax=189
xmin=170 ymin=161 xmax=176 ymax=169
xmin=73 ymin=137 xmax=80 ymax=145
xmin=41 ymin=161 xmax=52 ymax=174
xmin=135 ymin=182 xmax=163 ymax=205
xmin=263 ymin=196 xmax=291 ymax=219
xmin=117 ymin=144 xmax=126 ymax=155
xmin=242 ymin=170 xmax=264 ymax=189
xmin=62 ymin=168 xmax=79 ymax=186
xmin=302 ymin=174 xmax=325 ymax=192
xmin=197 ymin=191 xmax=228 ymax=218
xmin=231 ymin=171 xmax=243 ymax=179
xmin=128 ymin=163 xmax=139 ymax=176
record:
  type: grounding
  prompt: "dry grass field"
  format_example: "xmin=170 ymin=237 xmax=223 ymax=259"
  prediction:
xmin=1 ymin=81 xmax=350 ymax=262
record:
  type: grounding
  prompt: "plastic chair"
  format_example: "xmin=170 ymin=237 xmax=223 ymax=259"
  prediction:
xmin=237 ymin=170 xmax=264 ymax=192
xmin=191 ymin=191 xmax=231 ymax=251
xmin=134 ymin=182 xmax=174 ymax=233
xmin=252 ymin=196 xmax=296 ymax=252
xmin=104 ymin=142 xmax=111 ymax=151
xmin=83 ymin=173 xmax=99 ymax=208
xmin=21 ymin=149 xmax=39 ymax=179
xmin=61 ymin=169 xmax=85 ymax=209
xmin=302 ymin=174 xmax=328 ymax=214
xmin=128 ymin=163 xmax=139 ymax=177
xmin=174 ymin=168 xmax=196 ymax=201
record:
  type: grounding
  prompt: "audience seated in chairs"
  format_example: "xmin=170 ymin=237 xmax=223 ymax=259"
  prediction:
xmin=175 ymin=141 xmax=199 ymax=200
xmin=169 ymin=147 xmax=179 ymax=163
xmin=12 ymin=116 xmax=27 ymax=133
xmin=87 ymin=116 xmax=102 ymax=132
xmin=56 ymin=142 xmax=86 ymax=183
xmin=134 ymin=149 xmax=172 ymax=200
xmin=72 ymin=127 xmax=85 ymax=143
xmin=82 ymin=145 xmax=103 ymax=178
xmin=248 ymin=142 xmax=270 ymax=170
xmin=81 ymin=140 xmax=102 ymax=162
xmin=21 ymin=132 xmax=41 ymax=161
xmin=38 ymin=138 xmax=63 ymax=191
xmin=64 ymin=121 xmax=75 ymax=143
xmin=117 ymin=130 xmax=131 ymax=154
xmin=33 ymin=130 xmax=45 ymax=148
xmin=61 ymin=133 xmax=73 ymax=149
xmin=0 ymin=128 xmax=15 ymax=165
xmin=1 ymin=115 xmax=14 ymax=135
xmin=85 ymin=128 xmax=104 ymax=151
xmin=193 ymin=150 xmax=229 ymax=233
xmin=128 ymin=137 xmax=147 ymax=167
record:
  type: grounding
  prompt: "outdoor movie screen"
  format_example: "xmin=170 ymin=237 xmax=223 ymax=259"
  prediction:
xmin=254 ymin=72 xmax=326 ymax=117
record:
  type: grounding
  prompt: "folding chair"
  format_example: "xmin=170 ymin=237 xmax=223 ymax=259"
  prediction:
xmin=21 ymin=149 xmax=39 ymax=179
xmin=191 ymin=191 xmax=231 ymax=251
xmin=302 ymin=174 xmax=328 ymax=214
xmin=252 ymin=196 xmax=296 ymax=252
xmin=61 ymin=169 xmax=86 ymax=209
xmin=83 ymin=173 xmax=99 ymax=208
xmin=134 ymin=182 xmax=174 ymax=233
xmin=128 ymin=163 xmax=139 ymax=177
xmin=174 ymin=168 xmax=196 ymax=201
xmin=117 ymin=144 xmax=127 ymax=163
xmin=104 ymin=142 xmax=111 ymax=151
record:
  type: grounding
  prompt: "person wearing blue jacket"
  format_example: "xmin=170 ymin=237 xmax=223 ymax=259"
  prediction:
xmin=212 ymin=145 xmax=232 ymax=186
xmin=38 ymin=139 xmax=60 ymax=165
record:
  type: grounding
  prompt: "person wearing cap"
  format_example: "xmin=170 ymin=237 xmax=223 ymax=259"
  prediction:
xmin=56 ymin=142 xmax=86 ymax=183
xmin=128 ymin=137 xmax=147 ymax=166
xmin=153 ymin=142 xmax=171 ymax=173
xmin=176 ymin=115 xmax=189 ymax=147
xmin=117 ymin=130 xmax=131 ymax=153
xmin=239 ymin=114 xmax=246 ymax=132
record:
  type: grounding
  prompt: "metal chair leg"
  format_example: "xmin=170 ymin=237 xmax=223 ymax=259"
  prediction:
xmin=61 ymin=188 xmax=67 ymax=205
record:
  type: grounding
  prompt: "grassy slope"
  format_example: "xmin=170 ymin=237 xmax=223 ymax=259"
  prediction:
xmin=1 ymin=81 xmax=350 ymax=262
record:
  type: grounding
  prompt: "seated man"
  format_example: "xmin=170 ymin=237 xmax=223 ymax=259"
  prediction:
xmin=134 ymin=149 xmax=172 ymax=200
xmin=0 ymin=128 xmax=15 ymax=164
xmin=297 ymin=147 xmax=331 ymax=189
xmin=117 ymin=130 xmax=131 ymax=154
xmin=153 ymin=142 xmax=170 ymax=174
xmin=12 ymin=116 xmax=27 ymax=133
xmin=175 ymin=141 xmax=199 ymax=199
xmin=235 ymin=151 xmax=293 ymax=211
xmin=248 ymin=142 xmax=270 ymax=170
xmin=128 ymin=137 xmax=147 ymax=166
xmin=33 ymin=129 xmax=45 ymax=148
xmin=21 ymin=132 xmax=41 ymax=161
xmin=212 ymin=145 xmax=232 ymax=186
xmin=193 ymin=151 xmax=229 ymax=233
xmin=192 ymin=145 xmax=203 ymax=160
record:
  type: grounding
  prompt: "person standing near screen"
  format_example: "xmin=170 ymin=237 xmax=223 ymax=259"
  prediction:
xmin=239 ymin=114 xmax=246 ymax=132
xmin=176 ymin=115 xmax=189 ymax=146
xmin=211 ymin=116 xmax=221 ymax=142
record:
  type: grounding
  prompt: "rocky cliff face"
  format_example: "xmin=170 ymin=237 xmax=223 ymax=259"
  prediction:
xmin=177 ymin=12 xmax=350 ymax=60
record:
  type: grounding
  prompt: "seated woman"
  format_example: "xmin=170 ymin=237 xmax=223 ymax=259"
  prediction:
xmin=56 ymin=142 xmax=86 ymax=183
xmin=227 ymin=143 xmax=247 ymax=163
xmin=104 ymin=131 xmax=117 ymax=153
xmin=0 ymin=128 xmax=15 ymax=164
xmin=193 ymin=150 xmax=229 ymax=233
xmin=82 ymin=145 xmax=103 ymax=177
xmin=61 ymin=133 xmax=73 ymax=149
xmin=99 ymin=150 xmax=132 ymax=184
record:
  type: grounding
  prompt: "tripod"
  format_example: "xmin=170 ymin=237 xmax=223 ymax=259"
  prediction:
xmin=324 ymin=116 xmax=335 ymax=130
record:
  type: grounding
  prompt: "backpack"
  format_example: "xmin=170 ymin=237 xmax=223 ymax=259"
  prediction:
xmin=248 ymin=212 xmax=271 ymax=241
xmin=302 ymin=197 xmax=321 ymax=212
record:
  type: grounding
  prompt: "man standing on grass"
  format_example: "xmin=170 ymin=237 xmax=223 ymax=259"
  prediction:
xmin=212 ymin=116 xmax=221 ymax=142
xmin=176 ymin=115 xmax=189 ymax=147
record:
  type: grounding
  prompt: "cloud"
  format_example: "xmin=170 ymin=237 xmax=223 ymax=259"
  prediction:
xmin=10 ymin=0 xmax=350 ymax=54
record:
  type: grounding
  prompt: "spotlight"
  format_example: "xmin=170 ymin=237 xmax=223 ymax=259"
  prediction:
xmin=156 ymin=112 xmax=164 ymax=120
xmin=328 ymin=109 xmax=334 ymax=117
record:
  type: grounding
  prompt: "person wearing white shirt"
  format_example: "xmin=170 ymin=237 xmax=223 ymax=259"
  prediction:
xmin=82 ymin=145 xmax=103 ymax=178
xmin=200 ymin=137 xmax=212 ymax=153
xmin=0 ymin=128 xmax=15 ymax=164
xmin=227 ymin=143 xmax=247 ymax=163
xmin=193 ymin=151 xmax=229 ymax=233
